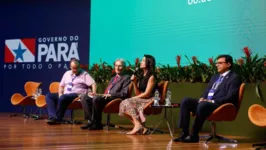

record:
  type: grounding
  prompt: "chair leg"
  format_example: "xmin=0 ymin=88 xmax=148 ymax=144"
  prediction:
xmin=23 ymin=107 xmax=31 ymax=118
xmin=205 ymin=122 xmax=237 ymax=144
xmin=9 ymin=107 xmax=30 ymax=118
xmin=31 ymin=107 xmax=49 ymax=120
xmin=206 ymin=135 xmax=214 ymax=143
xmin=215 ymin=134 xmax=237 ymax=143
xmin=10 ymin=106 xmax=45 ymax=120
xmin=144 ymin=120 xmax=164 ymax=135
xmin=62 ymin=110 xmax=82 ymax=125
xmin=103 ymin=113 xmax=126 ymax=130
xmin=62 ymin=110 xmax=75 ymax=124
xmin=34 ymin=108 xmax=47 ymax=120
xmin=106 ymin=114 xmax=110 ymax=130
xmin=200 ymin=134 xmax=211 ymax=140
xmin=27 ymin=107 xmax=41 ymax=120
xmin=141 ymin=122 xmax=163 ymax=134
xmin=71 ymin=110 xmax=74 ymax=123
xmin=146 ymin=127 xmax=164 ymax=134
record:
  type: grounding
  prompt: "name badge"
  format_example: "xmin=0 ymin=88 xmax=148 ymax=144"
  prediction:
xmin=67 ymin=82 xmax=73 ymax=91
xmin=208 ymin=89 xmax=215 ymax=97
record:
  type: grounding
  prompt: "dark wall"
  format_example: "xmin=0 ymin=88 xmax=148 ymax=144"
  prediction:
xmin=0 ymin=0 xmax=91 ymax=112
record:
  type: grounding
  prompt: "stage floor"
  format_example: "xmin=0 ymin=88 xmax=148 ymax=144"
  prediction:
xmin=0 ymin=113 xmax=259 ymax=150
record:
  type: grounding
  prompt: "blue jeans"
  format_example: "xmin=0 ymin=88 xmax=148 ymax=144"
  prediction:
xmin=45 ymin=93 xmax=78 ymax=120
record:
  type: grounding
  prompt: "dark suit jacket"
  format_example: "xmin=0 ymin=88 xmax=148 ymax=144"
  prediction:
xmin=202 ymin=71 xmax=242 ymax=106
xmin=108 ymin=74 xmax=131 ymax=99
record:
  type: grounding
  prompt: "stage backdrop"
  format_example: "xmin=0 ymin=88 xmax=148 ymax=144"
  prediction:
xmin=0 ymin=0 xmax=91 ymax=112
xmin=90 ymin=0 xmax=266 ymax=66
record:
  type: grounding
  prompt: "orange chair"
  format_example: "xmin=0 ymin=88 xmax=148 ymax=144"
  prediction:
xmin=103 ymin=83 xmax=133 ymax=130
xmin=35 ymin=82 xmax=82 ymax=124
xmin=35 ymin=82 xmax=60 ymax=119
xmin=10 ymin=81 xmax=42 ymax=118
xmin=142 ymin=81 xmax=169 ymax=134
xmin=67 ymin=65 xmax=88 ymax=120
xmin=35 ymin=82 xmax=60 ymax=108
xmin=248 ymin=104 xmax=266 ymax=149
xmin=204 ymin=83 xmax=245 ymax=143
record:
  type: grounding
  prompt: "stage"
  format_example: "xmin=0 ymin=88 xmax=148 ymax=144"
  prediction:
xmin=0 ymin=113 xmax=259 ymax=150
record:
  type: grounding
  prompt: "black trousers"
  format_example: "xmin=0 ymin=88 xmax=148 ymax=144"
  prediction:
xmin=80 ymin=95 xmax=113 ymax=126
xmin=178 ymin=97 xmax=219 ymax=135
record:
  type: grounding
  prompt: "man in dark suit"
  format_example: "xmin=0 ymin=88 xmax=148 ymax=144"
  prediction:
xmin=173 ymin=55 xmax=242 ymax=143
xmin=80 ymin=58 xmax=131 ymax=130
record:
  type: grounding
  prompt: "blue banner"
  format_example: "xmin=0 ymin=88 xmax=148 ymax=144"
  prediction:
xmin=0 ymin=0 xmax=91 ymax=112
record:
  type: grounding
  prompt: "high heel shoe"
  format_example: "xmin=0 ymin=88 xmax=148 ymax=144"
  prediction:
xmin=142 ymin=127 xmax=149 ymax=135
xmin=126 ymin=126 xmax=143 ymax=135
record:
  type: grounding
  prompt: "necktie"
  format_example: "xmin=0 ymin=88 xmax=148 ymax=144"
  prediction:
xmin=212 ymin=76 xmax=224 ymax=90
xmin=104 ymin=75 xmax=119 ymax=94
xmin=207 ymin=75 xmax=224 ymax=100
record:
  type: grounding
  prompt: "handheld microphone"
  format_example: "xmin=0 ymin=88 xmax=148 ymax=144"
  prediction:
xmin=129 ymin=67 xmax=139 ymax=75
xmin=130 ymin=67 xmax=139 ymax=78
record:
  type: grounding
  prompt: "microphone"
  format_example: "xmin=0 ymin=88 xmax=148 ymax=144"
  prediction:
xmin=129 ymin=67 xmax=139 ymax=75
xmin=129 ymin=67 xmax=140 ymax=78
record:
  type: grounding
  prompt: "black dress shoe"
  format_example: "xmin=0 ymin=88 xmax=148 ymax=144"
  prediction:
xmin=173 ymin=132 xmax=189 ymax=142
xmin=80 ymin=123 xmax=93 ymax=130
xmin=46 ymin=118 xmax=62 ymax=125
xmin=89 ymin=124 xmax=103 ymax=130
xmin=182 ymin=135 xmax=199 ymax=143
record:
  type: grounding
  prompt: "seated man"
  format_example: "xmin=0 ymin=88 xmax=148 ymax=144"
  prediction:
xmin=46 ymin=58 xmax=96 ymax=125
xmin=80 ymin=58 xmax=131 ymax=130
xmin=173 ymin=55 xmax=242 ymax=143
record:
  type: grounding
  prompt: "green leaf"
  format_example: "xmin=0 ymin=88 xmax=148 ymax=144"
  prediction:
xmin=185 ymin=55 xmax=192 ymax=64
xmin=256 ymin=82 xmax=264 ymax=102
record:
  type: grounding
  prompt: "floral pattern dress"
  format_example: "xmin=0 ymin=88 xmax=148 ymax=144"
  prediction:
xmin=119 ymin=74 xmax=156 ymax=123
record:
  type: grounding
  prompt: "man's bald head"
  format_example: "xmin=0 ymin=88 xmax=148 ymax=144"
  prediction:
xmin=70 ymin=58 xmax=81 ymax=75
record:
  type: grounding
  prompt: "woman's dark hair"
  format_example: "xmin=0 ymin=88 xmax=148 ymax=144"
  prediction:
xmin=144 ymin=54 xmax=156 ymax=76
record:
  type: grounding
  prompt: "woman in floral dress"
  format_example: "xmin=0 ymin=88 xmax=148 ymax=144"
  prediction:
xmin=119 ymin=54 xmax=157 ymax=135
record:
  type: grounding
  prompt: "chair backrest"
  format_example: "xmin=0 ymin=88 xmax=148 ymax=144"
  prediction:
xmin=24 ymin=81 xmax=42 ymax=96
xmin=237 ymin=83 xmax=245 ymax=112
xmin=248 ymin=104 xmax=266 ymax=127
xmin=49 ymin=82 xmax=60 ymax=93
xmin=157 ymin=81 xmax=169 ymax=105
xmin=206 ymin=83 xmax=245 ymax=122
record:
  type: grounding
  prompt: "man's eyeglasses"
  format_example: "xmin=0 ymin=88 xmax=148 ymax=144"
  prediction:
xmin=215 ymin=62 xmax=227 ymax=65
xmin=115 ymin=65 xmax=123 ymax=68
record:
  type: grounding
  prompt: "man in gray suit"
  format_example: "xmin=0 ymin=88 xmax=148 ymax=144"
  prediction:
xmin=80 ymin=58 xmax=131 ymax=130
